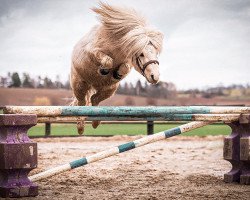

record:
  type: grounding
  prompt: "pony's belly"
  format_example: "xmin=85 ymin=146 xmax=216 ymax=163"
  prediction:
xmin=93 ymin=73 xmax=117 ymax=88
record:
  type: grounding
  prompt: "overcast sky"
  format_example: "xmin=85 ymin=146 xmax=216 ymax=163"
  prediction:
xmin=0 ymin=0 xmax=249 ymax=89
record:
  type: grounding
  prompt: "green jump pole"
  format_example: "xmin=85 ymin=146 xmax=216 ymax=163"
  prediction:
xmin=4 ymin=106 xmax=250 ymax=117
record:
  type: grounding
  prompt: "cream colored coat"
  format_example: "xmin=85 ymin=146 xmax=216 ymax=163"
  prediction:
xmin=70 ymin=2 xmax=164 ymax=132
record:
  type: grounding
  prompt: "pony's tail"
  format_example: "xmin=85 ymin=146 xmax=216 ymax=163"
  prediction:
xmin=91 ymin=1 xmax=146 ymax=27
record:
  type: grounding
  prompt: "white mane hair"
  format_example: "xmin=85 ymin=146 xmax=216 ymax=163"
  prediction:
xmin=92 ymin=2 xmax=164 ymax=59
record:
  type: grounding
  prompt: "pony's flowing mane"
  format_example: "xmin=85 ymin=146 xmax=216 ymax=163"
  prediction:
xmin=92 ymin=2 xmax=163 ymax=58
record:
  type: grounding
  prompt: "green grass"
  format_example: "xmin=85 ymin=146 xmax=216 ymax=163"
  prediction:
xmin=28 ymin=123 xmax=231 ymax=137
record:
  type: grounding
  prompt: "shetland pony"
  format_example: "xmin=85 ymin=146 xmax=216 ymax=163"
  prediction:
xmin=71 ymin=2 xmax=164 ymax=134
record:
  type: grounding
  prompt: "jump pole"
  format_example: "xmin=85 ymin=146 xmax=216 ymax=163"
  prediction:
xmin=4 ymin=106 xmax=250 ymax=116
xmin=36 ymin=114 xmax=240 ymax=122
xmin=29 ymin=121 xmax=212 ymax=182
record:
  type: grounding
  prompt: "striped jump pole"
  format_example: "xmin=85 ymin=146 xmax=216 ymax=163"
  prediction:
xmin=29 ymin=121 xmax=212 ymax=182
xmin=4 ymin=106 xmax=250 ymax=117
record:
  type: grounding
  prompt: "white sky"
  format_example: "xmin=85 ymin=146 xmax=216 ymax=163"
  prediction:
xmin=0 ymin=0 xmax=249 ymax=89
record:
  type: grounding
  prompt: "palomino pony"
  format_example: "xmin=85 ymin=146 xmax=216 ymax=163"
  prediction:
xmin=71 ymin=2 xmax=164 ymax=134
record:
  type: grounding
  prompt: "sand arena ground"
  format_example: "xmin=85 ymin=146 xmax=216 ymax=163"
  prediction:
xmin=18 ymin=136 xmax=250 ymax=200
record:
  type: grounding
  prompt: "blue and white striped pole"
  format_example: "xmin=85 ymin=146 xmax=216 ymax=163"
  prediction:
xmin=29 ymin=121 xmax=212 ymax=182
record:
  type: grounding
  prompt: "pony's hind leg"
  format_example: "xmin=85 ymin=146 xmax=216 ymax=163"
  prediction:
xmin=91 ymin=85 xmax=118 ymax=128
xmin=76 ymin=101 xmax=86 ymax=135
xmin=71 ymin=79 xmax=91 ymax=134
xmin=76 ymin=90 xmax=93 ymax=134
xmin=69 ymin=97 xmax=87 ymax=135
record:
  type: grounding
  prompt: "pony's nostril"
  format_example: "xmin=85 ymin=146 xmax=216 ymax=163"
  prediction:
xmin=151 ymin=74 xmax=155 ymax=81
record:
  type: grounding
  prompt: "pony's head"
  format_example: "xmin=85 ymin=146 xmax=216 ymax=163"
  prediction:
xmin=132 ymin=41 xmax=160 ymax=84
xmin=93 ymin=2 xmax=164 ymax=84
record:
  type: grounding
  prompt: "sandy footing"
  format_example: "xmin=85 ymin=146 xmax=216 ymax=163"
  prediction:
xmin=19 ymin=136 xmax=250 ymax=200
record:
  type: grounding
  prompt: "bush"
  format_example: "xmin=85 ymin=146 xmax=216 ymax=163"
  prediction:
xmin=146 ymin=98 xmax=157 ymax=105
xmin=33 ymin=97 xmax=51 ymax=106
xmin=125 ymin=96 xmax=135 ymax=105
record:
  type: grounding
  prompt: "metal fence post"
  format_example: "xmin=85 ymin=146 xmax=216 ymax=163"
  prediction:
xmin=147 ymin=121 xmax=154 ymax=135
xmin=45 ymin=122 xmax=51 ymax=137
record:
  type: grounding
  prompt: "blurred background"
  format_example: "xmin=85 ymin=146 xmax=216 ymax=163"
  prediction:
xmin=0 ymin=0 xmax=250 ymax=106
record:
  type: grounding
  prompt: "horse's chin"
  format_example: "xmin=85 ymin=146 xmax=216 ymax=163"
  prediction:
xmin=149 ymin=79 xmax=159 ymax=85
xmin=145 ymin=76 xmax=159 ymax=85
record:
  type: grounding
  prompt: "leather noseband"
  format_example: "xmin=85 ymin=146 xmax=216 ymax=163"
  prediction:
xmin=136 ymin=57 xmax=159 ymax=76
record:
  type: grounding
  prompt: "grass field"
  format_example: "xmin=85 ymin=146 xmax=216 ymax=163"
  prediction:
xmin=28 ymin=123 xmax=231 ymax=137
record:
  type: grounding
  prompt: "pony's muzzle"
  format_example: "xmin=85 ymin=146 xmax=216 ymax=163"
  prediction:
xmin=150 ymin=74 xmax=159 ymax=84
xmin=146 ymin=64 xmax=160 ymax=84
xmin=151 ymin=75 xmax=156 ymax=82
xmin=151 ymin=74 xmax=155 ymax=81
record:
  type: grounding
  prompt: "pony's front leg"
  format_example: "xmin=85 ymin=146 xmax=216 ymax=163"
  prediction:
xmin=70 ymin=77 xmax=91 ymax=134
xmin=91 ymin=49 xmax=113 ymax=70
xmin=113 ymin=63 xmax=132 ymax=81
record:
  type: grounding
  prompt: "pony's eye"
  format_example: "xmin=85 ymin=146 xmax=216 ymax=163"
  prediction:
xmin=140 ymin=53 xmax=144 ymax=57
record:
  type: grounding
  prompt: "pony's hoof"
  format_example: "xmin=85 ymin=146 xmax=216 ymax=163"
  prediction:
xmin=99 ymin=68 xmax=110 ymax=75
xmin=119 ymin=63 xmax=131 ymax=75
xmin=113 ymin=70 xmax=122 ymax=80
xmin=77 ymin=121 xmax=84 ymax=135
xmin=92 ymin=120 xmax=101 ymax=129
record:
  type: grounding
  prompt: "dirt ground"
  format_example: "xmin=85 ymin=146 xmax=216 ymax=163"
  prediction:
xmin=20 ymin=136 xmax=250 ymax=199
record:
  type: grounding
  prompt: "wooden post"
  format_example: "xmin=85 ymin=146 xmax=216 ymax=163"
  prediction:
xmin=45 ymin=122 xmax=51 ymax=137
xmin=0 ymin=114 xmax=38 ymax=197
xmin=147 ymin=121 xmax=154 ymax=135
xmin=223 ymin=114 xmax=250 ymax=184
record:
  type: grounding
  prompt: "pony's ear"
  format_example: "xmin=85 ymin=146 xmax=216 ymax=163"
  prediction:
xmin=153 ymin=30 xmax=164 ymax=42
xmin=158 ymin=30 xmax=164 ymax=37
